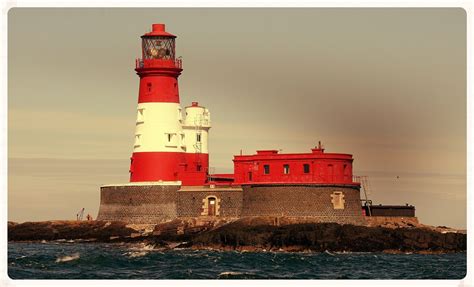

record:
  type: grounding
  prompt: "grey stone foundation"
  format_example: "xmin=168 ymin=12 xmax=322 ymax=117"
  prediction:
xmin=241 ymin=184 xmax=365 ymax=225
xmin=97 ymin=183 xmax=364 ymax=225
xmin=97 ymin=184 xmax=179 ymax=223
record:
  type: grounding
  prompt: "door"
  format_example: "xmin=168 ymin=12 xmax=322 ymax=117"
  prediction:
xmin=208 ymin=197 xmax=216 ymax=216
xmin=328 ymin=164 xmax=334 ymax=182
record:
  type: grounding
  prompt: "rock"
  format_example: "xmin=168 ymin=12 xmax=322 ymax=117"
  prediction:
xmin=130 ymin=233 xmax=141 ymax=238
xmin=7 ymin=218 xmax=467 ymax=253
xmin=8 ymin=220 xmax=135 ymax=241
xmin=191 ymin=220 xmax=466 ymax=253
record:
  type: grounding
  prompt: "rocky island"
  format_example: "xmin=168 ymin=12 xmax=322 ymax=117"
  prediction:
xmin=8 ymin=217 xmax=466 ymax=254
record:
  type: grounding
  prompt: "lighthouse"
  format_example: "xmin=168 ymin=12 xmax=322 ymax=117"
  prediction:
xmin=98 ymin=22 xmax=376 ymax=226
xmin=129 ymin=24 xmax=211 ymax=185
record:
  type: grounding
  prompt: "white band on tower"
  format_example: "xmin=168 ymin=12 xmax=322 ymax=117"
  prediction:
xmin=133 ymin=102 xmax=185 ymax=153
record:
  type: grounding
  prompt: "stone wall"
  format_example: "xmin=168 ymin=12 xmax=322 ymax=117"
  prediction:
xmin=241 ymin=185 xmax=365 ymax=225
xmin=177 ymin=188 xmax=243 ymax=218
xmin=97 ymin=184 xmax=179 ymax=223
xmin=97 ymin=184 xmax=364 ymax=225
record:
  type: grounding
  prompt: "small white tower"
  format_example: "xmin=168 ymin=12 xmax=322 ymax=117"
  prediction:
xmin=183 ymin=102 xmax=211 ymax=154
xmin=180 ymin=101 xmax=211 ymax=185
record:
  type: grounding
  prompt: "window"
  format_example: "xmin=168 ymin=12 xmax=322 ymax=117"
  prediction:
xmin=343 ymin=164 xmax=348 ymax=181
xmin=147 ymin=82 xmax=152 ymax=92
xmin=134 ymin=134 xmax=141 ymax=148
xmin=263 ymin=164 xmax=270 ymax=175
xmin=137 ymin=108 xmax=144 ymax=124
xmin=248 ymin=172 xmax=253 ymax=181
xmin=177 ymin=107 xmax=183 ymax=122
xmin=328 ymin=164 xmax=334 ymax=179
xmin=197 ymin=164 xmax=202 ymax=172
xmin=283 ymin=164 xmax=290 ymax=174
xmin=165 ymin=133 xmax=178 ymax=147
xmin=196 ymin=134 xmax=201 ymax=142
xmin=331 ymin=191 xmax=345 ymax=210
xmin=303 ymin=164 xmax=310 ymax=174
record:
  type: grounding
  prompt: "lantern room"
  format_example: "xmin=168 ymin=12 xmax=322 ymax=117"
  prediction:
xmin=136 ymin=24 xmax=181 ymax=70
xmin=141 ymin=24 xmax=176 ymax=60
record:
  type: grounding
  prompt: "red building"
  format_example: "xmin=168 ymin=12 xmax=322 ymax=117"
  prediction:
xmin=210 ymin=142 xmax=357 ymax=186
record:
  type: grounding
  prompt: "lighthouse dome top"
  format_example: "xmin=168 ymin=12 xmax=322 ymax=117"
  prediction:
xmin=142 ymin=23 xmax=176 ymax=38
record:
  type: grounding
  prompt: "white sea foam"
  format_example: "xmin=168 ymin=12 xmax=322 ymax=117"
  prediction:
xmin=219 ymin=271 xmax=244 ymax=275
xmin=324 ymin=250 xmax=335 ymax=256
xmin=126 ymin=251 xmax=149 ymax=258
xmin=141 ymin=244 xmax=155 ymax=251
xmin=129 ymin=243 xmax=155 ymax=251
xmin=55 ymin=253 xmax=80 ymax=263
xmin=218 ymin=271 xmax=257 ymax=278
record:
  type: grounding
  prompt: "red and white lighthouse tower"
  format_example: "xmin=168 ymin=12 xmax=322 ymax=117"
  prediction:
xmin=129 ymin=24 xmax=210 ymax=185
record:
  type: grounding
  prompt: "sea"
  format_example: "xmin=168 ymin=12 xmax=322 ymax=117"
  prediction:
xmin=8 ymin=242 xmax=467 ymax=279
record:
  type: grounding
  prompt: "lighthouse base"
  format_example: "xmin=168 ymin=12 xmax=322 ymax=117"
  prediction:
xmin=96 ymin=182 xmax=180 ymax=223
xmin=240 ymin=185 xmax=365 ymax=225
xmin=97 ymin=183 xmax=365 ymax=225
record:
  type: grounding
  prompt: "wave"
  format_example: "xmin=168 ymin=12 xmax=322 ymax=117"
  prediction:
xmin=129 ymin=243 xmax=155 ymax=251
xmin=324 ymin=250 xmax=335 ymax=256
xmin=126 ymin=251 xmax=149 ymax=258
xmin=55 ymin=253 xmax=80 ymax=263
xmin=218 ymin=271 xmax=244 ymax=278
xmin=218 ymin=271 xmax=258 ymax=279
xmin=219 ymin=271 xmax=244 ymax=276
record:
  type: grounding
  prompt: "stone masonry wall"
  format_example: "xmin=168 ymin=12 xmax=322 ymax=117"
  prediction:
xmin=177 ymin=189 xmax=243 ymax=218
xmin=241 ymin=185 xmax=365 ymax=225
xmin=97 ymin=184 xmax=364 ymax=225
xmin=97 ymin=185 xmax=179 ymax=223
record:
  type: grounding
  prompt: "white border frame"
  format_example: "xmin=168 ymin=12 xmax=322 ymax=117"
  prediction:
xmin=1 ymin=1 xmax=471 ymax=287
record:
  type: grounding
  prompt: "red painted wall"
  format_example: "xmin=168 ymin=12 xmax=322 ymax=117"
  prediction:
xmin=137 ymin=72 xmax=180 ymax=103
xmin=130 ymin=152 xmax=209 ymax=185
xmin=179 ymin=153 xmax=209 ymax=186
xmin=231 ymin=148 xmax=356 ymax=185
xmin=130 ymin=152 xmax=183 ymax=182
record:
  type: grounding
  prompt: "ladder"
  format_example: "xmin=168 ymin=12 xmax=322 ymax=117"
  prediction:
xmin=355 ymin=176 xmax=372 ymax=216
xmin=76 ymin=208 xmax=85 ymax=221
xmin=193 ymin=114 xmax=202 ymax=154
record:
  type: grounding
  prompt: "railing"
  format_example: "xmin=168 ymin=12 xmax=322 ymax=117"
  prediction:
xmin=352 ymin=175 xmax=361 ymax=183
xmin=135 ymin=58 xmax=183 ymax=69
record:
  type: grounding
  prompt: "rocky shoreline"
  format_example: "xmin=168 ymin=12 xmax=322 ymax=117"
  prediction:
xmin=8 ymin=218 xmax=466 ymax=254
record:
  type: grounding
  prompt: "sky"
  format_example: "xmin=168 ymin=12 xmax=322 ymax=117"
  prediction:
xmin=7 ymin=8 xmax=466 ymax=228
